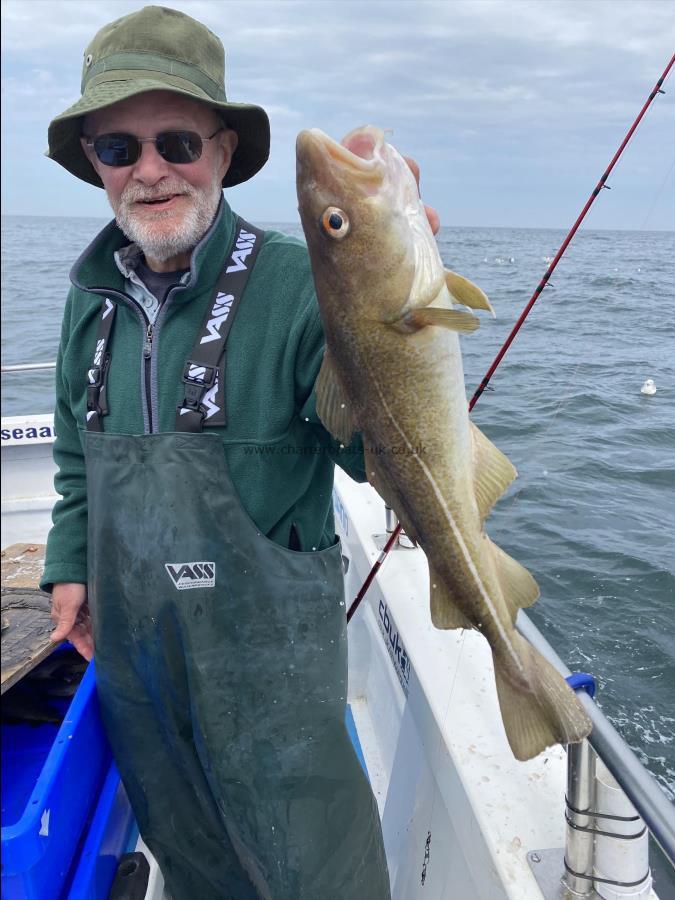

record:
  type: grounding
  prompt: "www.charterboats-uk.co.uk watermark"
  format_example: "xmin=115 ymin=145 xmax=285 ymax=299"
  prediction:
xmin=242 ymin=443 xmax=430 ymax=456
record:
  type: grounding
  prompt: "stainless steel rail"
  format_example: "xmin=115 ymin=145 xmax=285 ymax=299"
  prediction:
xmin=1 ymin=362 xmax=56 ymax=372
xmin=517 ymin=610 xmax=675 ymax=866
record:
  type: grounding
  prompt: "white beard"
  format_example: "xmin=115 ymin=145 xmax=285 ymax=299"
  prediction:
xmin=111 ymin=171 xmax=222 ymax=263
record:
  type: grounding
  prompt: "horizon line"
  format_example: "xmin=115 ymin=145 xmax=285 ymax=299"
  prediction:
xmin=1 ymin=213 xmax=673 ymax=234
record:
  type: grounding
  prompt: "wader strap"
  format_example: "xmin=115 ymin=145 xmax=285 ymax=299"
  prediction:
xmin=176 ymin=218 xmax=264 ymax=432
xmin=85 ymin=298 xmax=116 ymax=433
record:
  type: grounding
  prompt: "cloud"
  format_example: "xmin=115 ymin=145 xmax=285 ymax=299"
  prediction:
xmin=1 ymin=0 xmax=673 ymax=227
xmin=1 ymin=70 xmax=77 ymax=126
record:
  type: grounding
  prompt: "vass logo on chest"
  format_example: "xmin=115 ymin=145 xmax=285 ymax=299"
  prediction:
xmin=165 ymin=561 xmax=216 ymax=590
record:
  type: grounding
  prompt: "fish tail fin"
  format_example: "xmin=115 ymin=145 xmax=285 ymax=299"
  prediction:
xmin=493 ymin=634 xmax=592 ymax=761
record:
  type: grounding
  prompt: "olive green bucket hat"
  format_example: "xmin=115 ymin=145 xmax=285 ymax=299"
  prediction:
xmin=47 ymin=5 xmax=270 ymax=188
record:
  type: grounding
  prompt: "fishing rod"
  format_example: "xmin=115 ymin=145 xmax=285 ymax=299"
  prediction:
xmin=347 ymin=51 xmax=674 ymax=625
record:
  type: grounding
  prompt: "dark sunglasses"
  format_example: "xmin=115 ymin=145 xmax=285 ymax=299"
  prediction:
xmin=84 ymin=128 xmax=223 ymax=167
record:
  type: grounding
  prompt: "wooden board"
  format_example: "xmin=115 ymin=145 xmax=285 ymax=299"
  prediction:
xmin=1 ymin=542 xmax=46 ymax=590
xmin=1 ymin=543 xmax=55 ymax=694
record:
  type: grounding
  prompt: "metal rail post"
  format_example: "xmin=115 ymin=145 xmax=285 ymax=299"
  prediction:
xmin=564 ymin=738 xmax=597 ymax=894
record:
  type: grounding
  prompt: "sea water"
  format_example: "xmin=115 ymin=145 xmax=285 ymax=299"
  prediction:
xmin=2 ymin=214 xmax=674 ymax=881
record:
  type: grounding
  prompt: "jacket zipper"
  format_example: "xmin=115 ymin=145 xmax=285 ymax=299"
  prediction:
xmin=87 ymin=271 xmax=203 ymax=433
xmin=143 ymin=322 xmax=154 ymax=432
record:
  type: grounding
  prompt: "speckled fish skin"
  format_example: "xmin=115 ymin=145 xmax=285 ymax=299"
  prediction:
xmin=296 ymin=125 xmax=591 ymax=761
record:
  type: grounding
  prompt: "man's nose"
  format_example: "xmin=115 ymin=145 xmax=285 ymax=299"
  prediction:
xmin=131 ymin=139 xmax=172 ymax=182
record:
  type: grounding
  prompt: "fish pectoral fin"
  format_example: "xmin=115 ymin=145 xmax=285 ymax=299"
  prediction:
xmin=493 ymin=635 xmax=591 ymax=761
xmin=315 ymin=348 xmax=357 ymax=444
xmin=487 ymin=537 xmax=539 ymax=620
xmin=445 ymin=269 xmax=494 ymax=316
xmin=396 ymin=307 xmax=480 ymax=334
xmin=429 ymin=567 xmax=473 ymax=630
xmin=471 ymin=422 xmax=517 ymax=520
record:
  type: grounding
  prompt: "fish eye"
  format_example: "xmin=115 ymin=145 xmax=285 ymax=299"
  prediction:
xmin=321 ymin=207 xmax=350 ymax=240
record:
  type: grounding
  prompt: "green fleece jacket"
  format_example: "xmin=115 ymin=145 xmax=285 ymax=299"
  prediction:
xmin=40 ymin=197 xmax=366 ymax=591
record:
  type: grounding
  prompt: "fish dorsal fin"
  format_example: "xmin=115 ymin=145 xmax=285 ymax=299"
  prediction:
xmin=429 ymin=565 xmax=473 ymax=630
xmin=471 ymin=421 xmax=517 ymax=521
xmin=396 ymin=307 xmax=480 ymax=334
xmin=315 ymin=349 xmax=357 ymax=444
xmin=486 ymin=538 xmax=539 ymax=621
xmin=445 ymin=269 xmax=494 ymax=316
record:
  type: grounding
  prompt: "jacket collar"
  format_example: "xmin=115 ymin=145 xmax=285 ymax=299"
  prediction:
xmin=69 ymin=194 xmax=237 ymax=300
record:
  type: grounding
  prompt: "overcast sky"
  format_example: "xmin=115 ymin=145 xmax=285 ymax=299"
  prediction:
xmin=2 ymin=0 xmax=674 ymax=229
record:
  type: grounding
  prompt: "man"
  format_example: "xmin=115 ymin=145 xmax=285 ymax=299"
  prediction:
xmin=42 ymin=6 xmax=436 ymax=898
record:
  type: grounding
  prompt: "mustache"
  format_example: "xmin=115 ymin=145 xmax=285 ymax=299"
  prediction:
xmin=120 ymin=181 xmax=195 ymax=204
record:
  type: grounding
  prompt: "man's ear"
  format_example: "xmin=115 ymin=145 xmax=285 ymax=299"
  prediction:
xmin=220 ymin=128 xmax=239 ymax=176
xmin=80 ymin=135 xmax=101 ymax=177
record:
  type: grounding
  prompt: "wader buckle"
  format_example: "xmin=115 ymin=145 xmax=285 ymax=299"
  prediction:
xmin=179 ymin=361 xmax=216 ymax=414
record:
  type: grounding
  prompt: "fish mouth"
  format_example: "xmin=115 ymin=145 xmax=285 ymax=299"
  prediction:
xmin=297 ymin=126 xmax=386 ymax=182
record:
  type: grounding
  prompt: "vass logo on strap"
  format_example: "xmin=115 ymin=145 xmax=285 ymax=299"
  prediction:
xmin=87 ymin=300 xmax=114 ymax=382
xmin=199 ymin=228 xmax=259 ymax=345
xmin=200 ymin=293 xmax=234 ymax=345
xmin=201 ymin=370 xmax=220 ymax=420
xmin=87 ymin=341 xmax=105 ymax=386
xmin=165 ymin=561 xmax=216 ymax=590
xmin=226 ymin=228 xmax=258 ymax=273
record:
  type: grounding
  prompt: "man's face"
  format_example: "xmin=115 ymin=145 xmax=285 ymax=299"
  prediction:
xmin=81 ymin=91 xmax=238 ymax=268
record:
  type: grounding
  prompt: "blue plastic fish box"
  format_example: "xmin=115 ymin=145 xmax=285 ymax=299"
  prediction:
xmin=1 ymin=656 xmax=114 ymax=899
xmin=66 ymin=759 xmax=136 ymax=899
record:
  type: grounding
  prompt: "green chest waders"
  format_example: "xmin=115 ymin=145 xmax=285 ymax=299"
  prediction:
xmin=83 ymin=221 xmax=391 ymax=900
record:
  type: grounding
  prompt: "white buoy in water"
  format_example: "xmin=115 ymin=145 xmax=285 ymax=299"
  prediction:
xmin=640 ymin=378 xmax=656 ymax=396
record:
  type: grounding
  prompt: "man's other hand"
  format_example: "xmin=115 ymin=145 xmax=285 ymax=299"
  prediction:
xmin=403 ymin=156 xmax=440 ymax=235
xmin=50 ymin=582 xmax=94 ymax=660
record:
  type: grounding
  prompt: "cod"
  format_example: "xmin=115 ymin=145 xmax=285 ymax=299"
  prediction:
xmin=296 ymin=125 xmax=591 ymax=761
